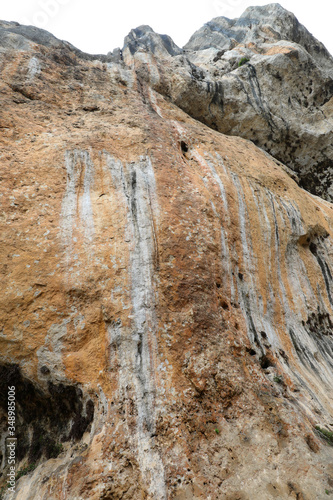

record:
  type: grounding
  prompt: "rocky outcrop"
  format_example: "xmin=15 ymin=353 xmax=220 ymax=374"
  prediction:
xmin=123 ymin=3 xmax=333 ymax=201
xmin=1 ymin=5 xmax=333 ymax=500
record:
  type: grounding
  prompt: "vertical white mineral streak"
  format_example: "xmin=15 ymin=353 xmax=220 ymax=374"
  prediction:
xmin=106 ymin=154 xmax=166 ymax=500
xmin=61 ymin=149 xmax=95 ymax=269
xmin=278 ymin=198 xmax=333 ymax=388
xmin=148 ymin=88 xmax=164 ymax=118
xmin=61 ymin=150 xmax=78 ymax=268
xmin=247 ymin=187 xmax=333 ymax=400
xmin=190 ymin=148 xmax=333 ymax=415
xmin=79 ymin=151 xmax=95 ymax=245
xmin=27 ymin=56 xmax=41 ymax=80
xmin=193 ymin=150 xmax=234 ymax=299
xmin=230 ymin=173 xmax=281 ymax=350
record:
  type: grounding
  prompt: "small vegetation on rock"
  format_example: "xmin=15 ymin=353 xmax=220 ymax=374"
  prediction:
xmin=315 ymin=426 xmax=333 ymax=445
xmin=35 ymin=435 xmax=64 ymax=459
xmin=273 ymin=375 xmax=283 ymax=384
xmin=238 ymin=57 xmax=250 ymax=67
xmin=16 ymin=463 xmax=37 ymax=480
xmin=49 ymin=442 xmax=64 ymax=458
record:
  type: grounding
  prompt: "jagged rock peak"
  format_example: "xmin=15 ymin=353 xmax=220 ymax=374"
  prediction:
xmin=184 ymin=3 xmax=333 ymax=67
xmin=124 ymin=24 xmax=182 ymax=57
xmin=0 ymin=19 xmax=64 ymax=49
xmin=0 ymin=19 xmax=120 ymax=62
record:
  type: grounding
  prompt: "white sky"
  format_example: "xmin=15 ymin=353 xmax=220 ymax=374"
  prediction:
xmin=1 ymin=0 xmax=332 ymax=56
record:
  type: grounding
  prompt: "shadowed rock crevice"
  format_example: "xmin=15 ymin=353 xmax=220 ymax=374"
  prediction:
xmin=299 ymin=158 xmax=333 ymax=200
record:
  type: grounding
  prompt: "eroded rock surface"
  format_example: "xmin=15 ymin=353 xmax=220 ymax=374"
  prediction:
xmin=0 ymin=5 xmax=333 ymax=500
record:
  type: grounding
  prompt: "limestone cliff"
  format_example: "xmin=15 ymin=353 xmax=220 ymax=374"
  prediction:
xmin=0 ymin=4 xmax=333 ymax=500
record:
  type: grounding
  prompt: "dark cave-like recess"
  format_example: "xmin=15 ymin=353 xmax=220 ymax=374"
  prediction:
xmin=0 ymin=363 xmax=94 ymax=468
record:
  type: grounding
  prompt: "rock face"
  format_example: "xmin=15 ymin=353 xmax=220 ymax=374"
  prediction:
xmin=0 ymin=5 xmax=333 ymax=500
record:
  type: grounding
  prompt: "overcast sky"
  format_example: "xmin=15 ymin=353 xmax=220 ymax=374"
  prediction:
xmin=1 ymin=0 xmax=332 ymax=56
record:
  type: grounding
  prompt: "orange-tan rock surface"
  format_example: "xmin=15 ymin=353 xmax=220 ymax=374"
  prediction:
xmin=0 ymin=11 xmax=333 ymax=500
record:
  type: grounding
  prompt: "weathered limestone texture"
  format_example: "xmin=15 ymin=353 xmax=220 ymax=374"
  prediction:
xmin=0 ymin=4 xmax=333 ymax=499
